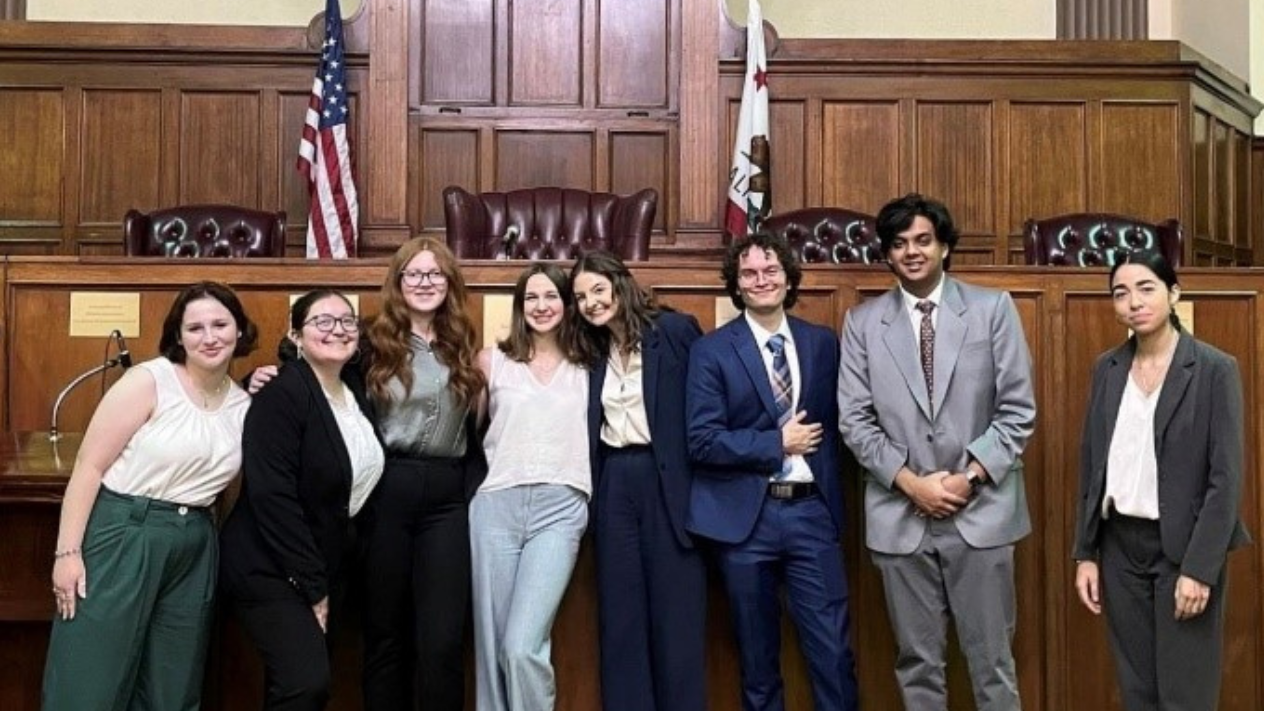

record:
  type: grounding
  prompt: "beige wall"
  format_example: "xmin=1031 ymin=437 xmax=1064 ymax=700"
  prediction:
xmin=26 ymin=0 xmax=360 ymax=26
xmin=1253 ymin=0 xmax=1264 ymax=132
xmin=1149 ymin=0 xmax=1250 ymax=79
xmin=725 ymin=0 xmax=1055 ymax=39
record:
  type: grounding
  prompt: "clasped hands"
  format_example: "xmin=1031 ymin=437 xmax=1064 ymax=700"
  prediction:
xmin=895 ymin=468 xmax=973 ymax=519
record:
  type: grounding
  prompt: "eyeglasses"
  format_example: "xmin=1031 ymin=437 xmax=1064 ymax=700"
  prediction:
xmin=304 ymin=315 xmax=360 ymax=333
xmin=400 ymin=270 xmax=448 ymax=287
xmin=737 ymin=266 xmax=785 ymax=285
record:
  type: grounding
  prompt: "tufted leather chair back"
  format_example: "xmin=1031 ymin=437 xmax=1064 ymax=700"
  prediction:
xmin=1023 ymin=213 xmax=1183 ymax=267
xmin=124 ymin=205 xmax=287 ymax=258
xmin=760 ymin=207 xmax=883 ymax=264
xmin=442 ymin=186 xmax=657 ymax=261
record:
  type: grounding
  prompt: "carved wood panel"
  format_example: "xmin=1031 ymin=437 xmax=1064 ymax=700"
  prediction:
xmin=597 ymin=0 xmax=672 ymax=108
xmin=608 ymin=131 xmax=670 ymax=231
xmin=494 ymin=130 xmax=595 ymax=191
xmin=1006 ymin=102 xmax=1087 ymax=247
xmin=78 ymin=90 xmax=163 ymax=227
xmin=915 ymin=102 xmax=995 ymax=263
xmin=1097 ymin=102 xmax=1180 ymax=223
xmin=0 ymin=89 xmax=64 ymax=225
xmin=509 ymin=0 xmax=583 ymax=106
xmin=419 ymin=0 xmax=495 ymax=105
xmin=821 ymin=101 xmax=901 ymax=216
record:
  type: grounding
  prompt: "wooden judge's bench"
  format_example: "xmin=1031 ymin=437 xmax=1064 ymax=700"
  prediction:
xmin=0 ymin=257 xmax=1260 ymax=711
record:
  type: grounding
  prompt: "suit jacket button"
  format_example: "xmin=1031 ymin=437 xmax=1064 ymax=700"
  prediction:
xmin=926 ymin=434 xmax=933 ymax=442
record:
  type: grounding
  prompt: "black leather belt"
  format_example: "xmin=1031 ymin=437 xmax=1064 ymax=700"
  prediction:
xmin=768 ymin=481 xmax=818 ymax=500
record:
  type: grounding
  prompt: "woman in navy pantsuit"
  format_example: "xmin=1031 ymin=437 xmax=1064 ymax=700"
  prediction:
xmin=570 ymin=251 xmax=707 ymax=711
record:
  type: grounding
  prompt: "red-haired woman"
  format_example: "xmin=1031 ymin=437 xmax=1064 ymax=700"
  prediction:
xmin=359 ymin=237 xmax=487 ymax=711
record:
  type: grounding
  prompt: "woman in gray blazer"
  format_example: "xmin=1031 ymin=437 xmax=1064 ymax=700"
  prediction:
xmin=1072 ymin=249 xmax=1250 ymax=711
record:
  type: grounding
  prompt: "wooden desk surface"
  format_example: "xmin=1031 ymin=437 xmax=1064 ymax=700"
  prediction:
xmin=0 ymin=432 xmax=78 ymax=504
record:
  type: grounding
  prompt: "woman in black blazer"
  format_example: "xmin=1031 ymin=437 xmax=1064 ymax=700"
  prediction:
xmin=570 ymin=251 xmax=706 ymax=711
xmin=1072 ymin=250 xmax=1250 ymax=711
xmin=220 ymin=289 xmax=385 ymax=711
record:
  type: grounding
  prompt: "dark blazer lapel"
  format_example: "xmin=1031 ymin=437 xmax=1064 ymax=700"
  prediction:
xmin=788 ymin=316 xmax=814 ymax=409
xmin=587 ymin=356 xmax=607 ymax=439
xmin=298 ymin=360 xmax=353 ymax=488
xmin=642 ymin=323 xmax=661 ymax=434
xmin=731 ymin=318 xmax=780 ymax=422
xmin=1153 ymin=332 xmax=1196 ymax=444
xmin=931 ymin=277 xmax=968 ymax=419
xmin=880 ymin=288 xmax=932 ymax=421
xmin=1098 ymin=342 xmax=1132 ymax=463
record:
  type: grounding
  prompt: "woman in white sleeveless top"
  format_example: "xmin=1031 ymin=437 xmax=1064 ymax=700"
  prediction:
xmin=471 ymin=263 xmax=590 ymax=711
xmin=43 ymin=281 xmax=258 ymax=711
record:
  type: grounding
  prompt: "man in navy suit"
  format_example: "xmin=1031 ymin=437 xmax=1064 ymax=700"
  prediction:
xmin=686 ymin=232 xmax=859 ymax=711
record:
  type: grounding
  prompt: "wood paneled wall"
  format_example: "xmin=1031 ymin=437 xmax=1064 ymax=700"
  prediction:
xmin=0 ymin=21 xmax=369 ymax=257
xmin=407 ymin=0 xmax=680 ymax=246
xmin=0 ymin=257 xmax=1262 ymax=711
xmin=4 ymin=8 xmax=1260 ymax=261
xmin=712 ymin=40 xmax=1260 ymax=265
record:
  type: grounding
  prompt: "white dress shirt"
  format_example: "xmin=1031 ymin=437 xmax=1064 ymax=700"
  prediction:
xmin=1103 ymin=375 xmax=1162 ymax=520
xmin=744 ymin=311 xmax=813 ymax=482
xmin=900 ymin=275 xmax=946 ymax=340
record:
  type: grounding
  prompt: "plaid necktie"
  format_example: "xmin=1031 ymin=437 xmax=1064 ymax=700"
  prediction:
xmin=916 ymin=300 xmax=935 ymax=404
xmin=767 ymin=334 xmax=793 ymax=426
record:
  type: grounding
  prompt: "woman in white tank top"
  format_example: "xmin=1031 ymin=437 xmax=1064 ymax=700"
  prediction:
xmin=470 ymin=263 xmax=591 ymax=711
xmin=42 ymin=282 xmax=259 ymax=711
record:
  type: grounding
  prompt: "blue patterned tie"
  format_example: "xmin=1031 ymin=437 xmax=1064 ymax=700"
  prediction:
xmin=767 ymin=334 xmax=793 ymax=426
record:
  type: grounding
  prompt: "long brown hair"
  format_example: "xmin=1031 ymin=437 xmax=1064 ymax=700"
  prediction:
xmin=365 ymin=237 xmax=485 ymax=409
xmin=499 ymin=263 xmax=585 ymax=365
xmin=570 ymin=250 xmax=659 ymax=367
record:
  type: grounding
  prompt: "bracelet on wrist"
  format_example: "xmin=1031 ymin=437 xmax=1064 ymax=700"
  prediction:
xmin=54 ymin=548 xmax=81 ymax=559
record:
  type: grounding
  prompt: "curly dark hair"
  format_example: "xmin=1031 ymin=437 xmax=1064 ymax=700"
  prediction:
xmin=721 ymin=232 xmax=802 ymax=311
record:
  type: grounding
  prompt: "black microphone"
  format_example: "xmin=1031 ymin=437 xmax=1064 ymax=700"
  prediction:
xmin=114 ymin=331 xmax=133 ymax=369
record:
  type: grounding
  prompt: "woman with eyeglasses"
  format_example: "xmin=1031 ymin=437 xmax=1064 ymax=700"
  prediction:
xmin=470 ymin=263 xmax=590 ymax=711
xmin=569 ymin=251 xmax=707 ymax=711
xmin=43 ymin=282 xmax=257 ymax=711
xmin=359 ymin=237 xmax=487 ymax=711
xmin=220 ymin=289 xmax=384 ymax=711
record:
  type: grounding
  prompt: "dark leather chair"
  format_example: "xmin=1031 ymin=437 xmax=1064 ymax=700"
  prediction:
xmin=442 ymin=186 xmax=657 ymax=261
xmin=123 ymin=205 xmax=287 ymax=258
xmin=760 ymin=207 xmax=883 ymax=264
xmin=1023 ymin=213 xmax=1183 ymax=267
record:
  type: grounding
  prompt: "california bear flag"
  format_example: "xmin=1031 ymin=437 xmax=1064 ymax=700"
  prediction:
xmin=724 ymin=0 xmax=771 ymax=239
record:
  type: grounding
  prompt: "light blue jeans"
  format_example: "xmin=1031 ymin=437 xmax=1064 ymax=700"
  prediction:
xmin=470 ymin=484 xmax=588 ymax=711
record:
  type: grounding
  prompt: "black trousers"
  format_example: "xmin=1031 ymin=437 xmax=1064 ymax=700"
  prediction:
xmin=235 ymin=599 xmax=332 ymax=711
xmin=361 ymin=456 xmax=469 ymax=711
xmin=1101 ymin=514 xmax=1227 ymax=711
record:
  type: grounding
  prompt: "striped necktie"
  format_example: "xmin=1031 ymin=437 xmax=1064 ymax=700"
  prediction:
xmin=767 ymin=334 xmax=793 ymax=426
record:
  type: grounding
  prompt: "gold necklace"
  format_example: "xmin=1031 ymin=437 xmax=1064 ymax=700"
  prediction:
xmin=198 ymin=377 xmax=230 ymax=408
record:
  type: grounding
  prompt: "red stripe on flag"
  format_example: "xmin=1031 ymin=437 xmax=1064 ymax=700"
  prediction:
xmin=724 ymin=200 xmax=748 ymax=240
xmin=319 ymin=129 xmax=355 ymax=256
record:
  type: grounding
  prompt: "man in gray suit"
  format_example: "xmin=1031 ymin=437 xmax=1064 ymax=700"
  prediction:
xmin=837 ymin=193 xmax=1036 ymax=711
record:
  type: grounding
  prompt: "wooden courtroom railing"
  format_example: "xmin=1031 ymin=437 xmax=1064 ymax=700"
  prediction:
xmin=0 ymin=257 xmax=1260 ymax=711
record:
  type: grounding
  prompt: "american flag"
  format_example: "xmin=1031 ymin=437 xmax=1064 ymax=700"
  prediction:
xmin=298 ymin=0 xmax=359 ymax=259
